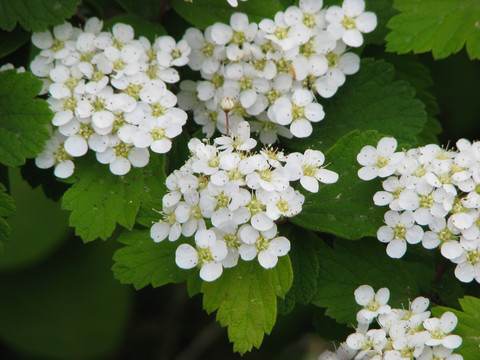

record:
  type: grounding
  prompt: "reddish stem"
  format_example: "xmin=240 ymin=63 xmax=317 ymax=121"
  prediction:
xmin=156 ymin=0 xmax=169 ymax=22
xmin=434 ymin=257 xmax=447 ymax=282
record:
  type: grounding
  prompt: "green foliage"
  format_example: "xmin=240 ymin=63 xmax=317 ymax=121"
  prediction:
xmin=291 ymin=130 xmax=386 ymax=239
xmin=0 ymin=0 xmax=80 ymax=32
xmin=0 ymin=70 xmax=52 ymax=167
xmin=201 ymin=257 xmax=293 ymax=354
xmin=284 ymin=58 xmax=427 ymax=152
xmin=61 ymin=157 xmax=162 ymax=242
xmin=432 ymin=297 xmax=480 ymax=360
xmin=0 ymin=182 xmax=15 ymax=252
xmin=312 ymin=237 xmax=420 ymax=325
xmin=112 ymin=229 xmax=187 ymax=289
xmin=280 ymin=226 xmax=319 ymax=308
xmin=386 ymin=0 xmax=480 ymax=60
xmin=0 ymin=239 xmax=131 ymax=359
xmin=0 ymin=168 xmax=68 ymax=270
xmin=104 ymin=13 xmax=166 ymax=42
xmin=116 ymin=0 xmax=162 ymax=21
xmin=173 ymin=0 xmax=292 ymax=29
xmin=0 ymin=26 xmax=29 ymax=57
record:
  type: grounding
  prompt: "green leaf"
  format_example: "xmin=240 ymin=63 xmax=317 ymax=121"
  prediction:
xmin=432 ymin=297 xmax=480 ymax=360
xmin=0 ymin=167 xmax=68 ymax=270
xmin=386 ymin=0 xmax=480 ymax=60
xmin=281 ymin=225 xmax=319 ymax=305
xmin=312 ymin=237 xmax=419 ymax=325
xmin=173 ymin=0 xmax=291 ymax=29
xmin=324 ymin=0 xmax=397 ymax=45
xmin=284 ymin=58 xmax=427 ymax=152
xmin=0 ymin=182 xmax=15 ymax=252
xmin=0 ymin=238 xmax=131 ymax=359
xmin=112 ymin=229 xmax=187 ymax=290
xmin=0 ymin=26 xmax=29 ymax=57
xmin=116 ymin=0 xmax=162 ymax=21
xmin=0 ymin=0 xmax=80 ymax=32
xmin=0 ymin=70 xmax=52 ymax=167
xmin=291 ymin=130 xmax=386 ymax=239
xmin=104 ymin=13 xmax=166 ymax=43
xmin=62 ymin=159 xmax=148 ymax=242
xmin=201 ymin=257 xmax=293 ymax=354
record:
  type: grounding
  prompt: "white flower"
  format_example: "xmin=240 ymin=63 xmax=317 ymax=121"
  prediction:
xmin=357 ymin=137 xmax=404 ymax=181
xmin=175 ymin=229 xmax=228 ymax=281
xmin=325 ymin=0 xmax=377 ymax=47
xmin=285 ymin=149 xmax=338 ymax=192
xmin=238 ymin=223 xmax=290 ymax=268
xmin=377 ymin=210 xmax=424 ymax=258
xmin=423 ymin=312 xmax=462 ymax=349
xmin=354 ymin=285 xmax=391 ymax=325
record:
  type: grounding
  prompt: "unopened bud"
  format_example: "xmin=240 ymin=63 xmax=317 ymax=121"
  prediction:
xmin=220 ymin=97 xmax=235 ymax=112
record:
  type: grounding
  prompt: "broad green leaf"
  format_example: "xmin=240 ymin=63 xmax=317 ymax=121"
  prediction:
xmin=386 ymin=0 xmax=480 ymax=60
xmin=324 ymin=0 xmax=397 ymax=45
xmin=291 ymin=130 xmax=386 ymax=239
xmin=104 ymin=13 xmax=166 ymax=43
xmin=0 ymin=0 xmax=80 ymax=32
xmin=62 ymin=159 xmax=149 ymax=242
xmin=112 ymin=229 xmax=187 ymax=289
xmin=381 ymin=54 xmax=441 ymax=145
xmin=284 ymin=58 xmax=427 ymax=152
xmin=281 ymin=225 xmax=319 ymax=305
xmin=116 ymin=0 xmax=162 ymax=21
xmin=0 ymin=182 xmax=15 ymax=252
xmin=173 ymin=0 xmax=292 ymax=29
xmin=0 ymin=168 xmax=68 ymax=270
xmin=312 ymin=237 xmax=419 ymax=325
xmin=0 ymin=26 xmax=29 ymax=57
xmin=201 ymin=257 xmax=293 ymax=354
xmin=432 ymin=297 xmax=480 ymax=360
xmin=0 ymin=70 xmax=52 ymax=166
xmin=0 ymin=238 xmax=131 ymax=359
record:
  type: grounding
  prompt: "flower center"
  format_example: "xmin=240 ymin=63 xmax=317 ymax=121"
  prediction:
xmin=302 ymin=13 xmax=316 ymax=28
xmin=151 ymin=127 xmax=165 ymax=140
xmin=239 ymin=76 xmax=253 ymax=90
xmin=79 ymin=123 xmax=94 ymax=139
xmin=208 ymin=156 xmax=220 ymax=168
xmin=202 ymin=42 xmax=214 ymax=57
xmin=216 ymin=192 xmax=229 ymax=209
xmin=419 ymin=194 xmax=434 ymax=208
xmin=266 ymin=89 xmax=281 ymax=105
xmin=326 ymin=52 xmax=340 ymax=68
xmin=247 ymin=197 xmax=264 ymax=215
xmin=274 ymin=27 xmax=289 ymax=40
xmin=466 ymin=249 xmax=480 ymax=265
xmin=114 ymin=142 xmax=131 ymax=157
xmin=125 ymin=83 xmax=141 ymax=99
xmin=341 ymin=16 xmax=357 ymax=30
xmin=54 ymin=146 xmax=70 ymax=162
xmin=292 ymin=105 xmax=305 ymax=120
xmin=232 ymin=30 xmax=246 ymax=45
xmin=376 ymin=156 xmax=389 ymax=169
xmin=151 ymin=103 xmax=167 ymax=117
xmin=259 ymin=169 xmax=273 ymax=182
xmin=197 ymin=248 xmax=213 ymax=264
xmin=393 ymin=224 xmax=406 ymax=239
xmin=277 ymin=199 xmax=290 ymax=214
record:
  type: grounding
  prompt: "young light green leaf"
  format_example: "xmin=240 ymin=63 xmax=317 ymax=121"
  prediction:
xmin=386 ymin=0 xmax=480 ymax=60
xmin=201 ymin=257 xmax=293 ymax=354
xmin=0 ymin=70 xmax=52 ymax=167
xmin=173 ymin=0 xmax=291 ymax=29
xmin=62 ymin=159 xmax=148 ymax=242
xmin=432 ymin=297 xmax=480 ymax=360
xmin=284 ymin=58 xmax=427 ymax=152
xmin=104 ymin=13 xmax=166 ymax=43
xmin=291 ymin=130 xmax=386 ymax=240
xmin=112 ymin=229 xmax=187 ymax=290
xmin=0 ymin=182 xmax=15 ymax=252
xmin=312 ymin=237 xmax=419 ymax=325
xmin=0 ymin=0 xmax=79 ymax=32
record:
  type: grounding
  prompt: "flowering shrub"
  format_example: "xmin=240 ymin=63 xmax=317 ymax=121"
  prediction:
xmin=0 ymin=0 xmax=479 ymax=359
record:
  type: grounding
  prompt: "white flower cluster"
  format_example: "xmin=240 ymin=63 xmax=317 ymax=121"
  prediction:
xmin=150 ymin=121 xmax=338 ymax=281
xmin=319 ymin=285 xmax=463 ymax=360
xmin=177 ymin=0 xmax=376 ymax=143
xmin=358 ymin=137 xmax=480 ymax=284
xmin=30 ymin=18 xmax=190 ymax=177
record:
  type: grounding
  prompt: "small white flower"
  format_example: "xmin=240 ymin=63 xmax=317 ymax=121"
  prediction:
xmin=357 ymin=137 xmax=405 ymax=181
